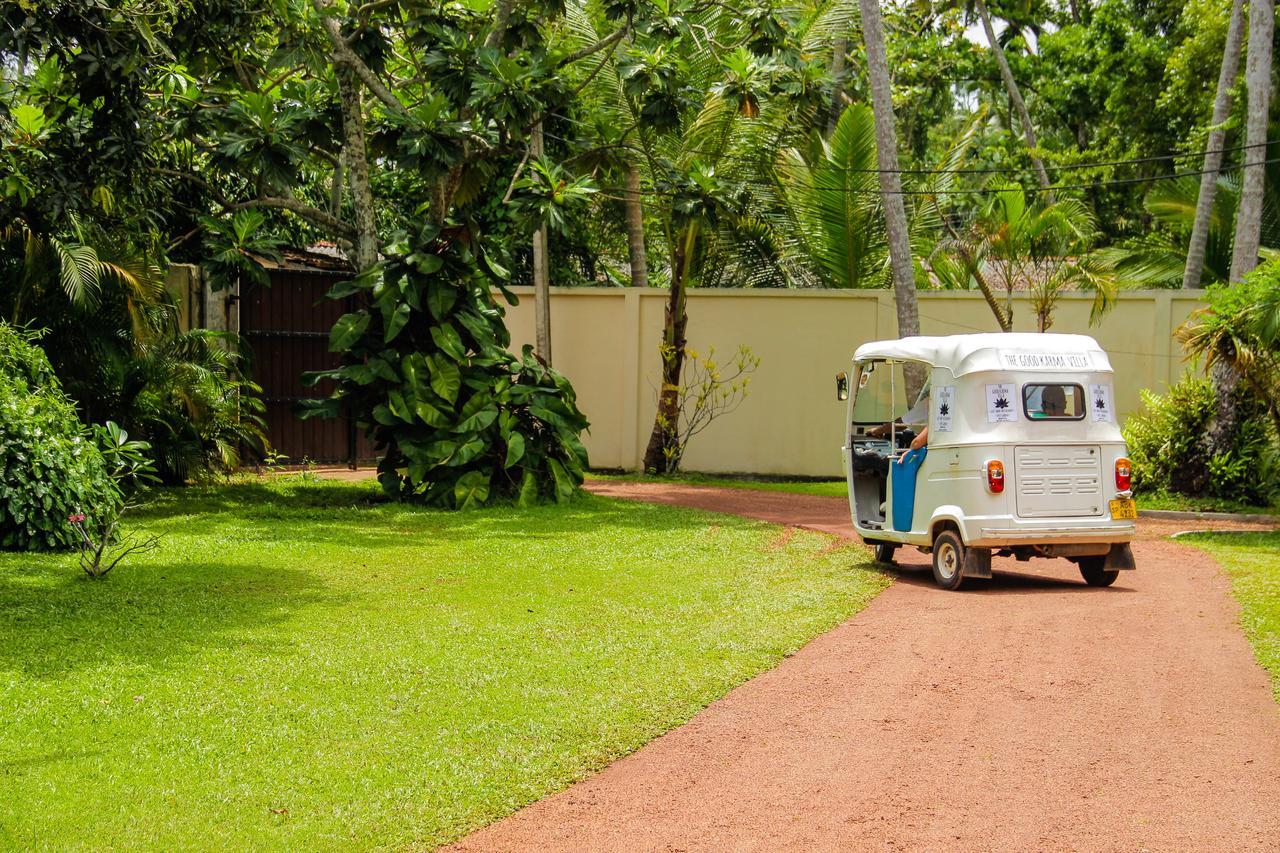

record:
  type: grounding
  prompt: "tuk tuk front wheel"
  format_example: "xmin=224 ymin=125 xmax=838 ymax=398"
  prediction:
xmin=931 ymin=530 xmax=966 ymax=591
xmin=1078 ymin=557 xmax=1119 ymax=587
xmin=873 ymin=542 xmax=898 ymax=564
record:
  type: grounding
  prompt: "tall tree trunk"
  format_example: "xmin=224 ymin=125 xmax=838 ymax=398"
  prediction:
xmin=336 ymin=66 xmax=378 ymax=270
xmin=1209 ymin=0 xmax=1274 ymax=475
xmin=976 ymin=0 xmax=1052 ymax=196
xmin=642 ymin=223 xmax=696 ymax=473
xmin=531 ymin=122 xmax=552 ymax=364
xmin=1185 ymin=0 xmax=1246 ymax=290
xmin=1229 ymin=0 xmax=1274 ymax=283
xmin=828 ymin=35 xmax=848 ymax=134
xmin=858 ymin=0 xmax=924 ymax=396
xmin=624 ymin=164 xmax=648 ymax=287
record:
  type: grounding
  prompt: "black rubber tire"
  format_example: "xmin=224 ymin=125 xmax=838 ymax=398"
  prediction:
xmin=1079 ymin=557 xmax=1120 ymax=587
xmin=930 ymin=529 xmax=966 ymax=591
xmin=873 ymin=542 xmax=898 ymax=564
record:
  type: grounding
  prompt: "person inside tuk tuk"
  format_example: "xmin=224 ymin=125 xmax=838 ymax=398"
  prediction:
xmin=1037 ymin=384 xmax=1067 ymax=418
xmin=868 ymin=382 xmax=930 ymax=450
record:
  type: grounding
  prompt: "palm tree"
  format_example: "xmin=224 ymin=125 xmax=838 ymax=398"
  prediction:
xmin=2 ymin=217 xmax=166 ymax=330
xmin=858 ymin=0 xmax=923 ymax=395
xmin=771 ymin=104 xmax=887 ymax=288
xmin=764 ymin=104 xmax=979 ymax=293
xmin=972 ymin=0 xmax=1051 ymax=195
xmin=1184 ymin=0 xmax=1246 ymax=290
xmin=1229 ymin=0 xmax=1275 ymax=283
xmin=560 ymin=0 xmax=858 ymax=471
xmin=955 ymin=184 xmax=1114 ymax=332
xmin=1214 ymin=0 xmax=1276 ymax=468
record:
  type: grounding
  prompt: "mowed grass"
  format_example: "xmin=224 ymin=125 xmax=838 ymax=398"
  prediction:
xmin=590 ymin=472 xmax=847 ymax=499
xmin=1188 ymin=532 xmax=1280 ymax=702
xmin=0 ymin=477 xmax=886 ymax=850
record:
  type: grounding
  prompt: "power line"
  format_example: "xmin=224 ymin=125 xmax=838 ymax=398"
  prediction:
xmin=588 ymin=155 xmax=1280 ymax=199
xmin=540 ymin=121 xmax=1278 ymax=179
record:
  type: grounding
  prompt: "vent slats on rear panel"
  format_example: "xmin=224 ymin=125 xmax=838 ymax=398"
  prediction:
xmin=1015 ymin=446 xmax=1103 ymax=518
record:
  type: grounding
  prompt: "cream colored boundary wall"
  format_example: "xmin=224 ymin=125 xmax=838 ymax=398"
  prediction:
xmin=503 ymin=288 xmax=1205 ymax=477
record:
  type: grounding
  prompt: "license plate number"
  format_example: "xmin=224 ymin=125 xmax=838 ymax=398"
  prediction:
xmin=1109 ymin=498 xmax=1137 ymax=520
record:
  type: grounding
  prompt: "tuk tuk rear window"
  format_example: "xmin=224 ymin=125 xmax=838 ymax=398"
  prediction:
xmin=1023 ymin=383 xmax=1086 ymax=420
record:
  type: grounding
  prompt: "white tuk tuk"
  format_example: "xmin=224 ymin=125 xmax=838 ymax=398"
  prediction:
xmin=837 ymin=333 xmax=1137 ymax=590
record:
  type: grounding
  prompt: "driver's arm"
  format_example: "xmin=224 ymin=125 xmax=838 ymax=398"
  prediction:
xmin=867 ymin=420 xmax=900 ymax=438
xmin=909 ymin=427 xmax=929 ymax=450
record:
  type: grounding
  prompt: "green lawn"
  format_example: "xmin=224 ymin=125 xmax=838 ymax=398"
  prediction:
xmin=0 ymin=477 xmax=886 ymax=850
xmin=591 ymin=472 xmax=848 ymax=498
xmin=1133 ymin=490 xmax=1278 ymax=516
xmin=1187 ymin=532 xmax=1280 ymax=702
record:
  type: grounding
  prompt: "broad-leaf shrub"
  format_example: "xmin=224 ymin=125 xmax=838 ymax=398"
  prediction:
xmin=1123 ymin=375 xmax=1278 ymax=505
xmin=301 ymin=232 xmax=589 ymax=507
xmin=0 ymin=323 xmax=118 ymax=550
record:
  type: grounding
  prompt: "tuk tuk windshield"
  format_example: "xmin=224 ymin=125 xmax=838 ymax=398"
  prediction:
xmin=851 ymin=360 xmax=914 ymax=424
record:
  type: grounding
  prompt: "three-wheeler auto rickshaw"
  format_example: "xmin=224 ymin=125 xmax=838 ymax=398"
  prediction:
xmin=837 ymin=333 xmax=1137 ymax=590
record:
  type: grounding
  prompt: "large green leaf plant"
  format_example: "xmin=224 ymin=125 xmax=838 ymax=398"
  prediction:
xmin=302 ymin=227 xmax=589 ymax=508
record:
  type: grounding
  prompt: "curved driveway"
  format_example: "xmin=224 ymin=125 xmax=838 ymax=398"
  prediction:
xmin=451 ymin=481 xmax=1280 ymax=851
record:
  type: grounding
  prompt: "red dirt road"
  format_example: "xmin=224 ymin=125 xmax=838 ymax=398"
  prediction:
xmin=452 ymin=481 xmax=1280 ymax=851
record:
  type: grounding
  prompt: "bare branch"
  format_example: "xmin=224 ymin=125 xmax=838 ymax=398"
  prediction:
xmin=232 ymin=197 xmax=360 ymax=239
xmin=152 ymin=167 xmax=359 ymax=241
xmin=558 ymin=26 xmax=627 ymax=67
xmin=312 ymin=0 xmax=409 ymax=115
xmin=482 ymin=0 xmax=517 ymax=50
xmin=502 ymin=139 xmax=535 ymax=204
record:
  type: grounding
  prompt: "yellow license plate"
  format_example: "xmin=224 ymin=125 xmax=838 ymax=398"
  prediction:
xmin=1109 ymin=498 xmax=1137 ymax=520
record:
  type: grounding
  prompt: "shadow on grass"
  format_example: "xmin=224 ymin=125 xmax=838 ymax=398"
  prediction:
xmin=0 ymin=559 xmax=335 ymax=680
xmin=2 ymin=480 xmax=778 ymax=681
xmin=136 ymin=478 xmax=770 ymax=551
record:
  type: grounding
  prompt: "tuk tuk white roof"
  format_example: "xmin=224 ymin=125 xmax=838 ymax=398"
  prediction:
xmin=853 ymin=333 xmax=1112 ymax=376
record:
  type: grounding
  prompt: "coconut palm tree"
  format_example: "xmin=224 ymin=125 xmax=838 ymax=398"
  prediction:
xmin=858 ymin=0 xmax=923 ymax=396
xmin=1184 ymin=0 xmax=1246 ymax=290
xmin=972 ymin=0 xmax=1051 ymax=195
xmin=954 ymin=184 xmax=1114 ymax=332
xmin=1230 ymin=0 xmax=1275 ymax=283
xmin=560 ymin=0 xmax=858 ymax=471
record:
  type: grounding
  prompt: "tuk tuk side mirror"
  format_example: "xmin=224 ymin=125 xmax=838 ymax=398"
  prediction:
xmin=836 ymin=371 xmax=849 ymax=401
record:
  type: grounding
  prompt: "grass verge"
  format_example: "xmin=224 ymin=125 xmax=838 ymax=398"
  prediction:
xmin=1133 ymin=490 xmax=1278 ymax=516
xmin=0 ymin=477 xmax=886 ymax=849
xmin=1185 ymin=532 xmax=1280 ymax=703
xmin=590 ymin=471 xmax=847 ymax=499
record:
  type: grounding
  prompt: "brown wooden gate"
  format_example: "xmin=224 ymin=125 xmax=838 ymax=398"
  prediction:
xmin=239 ymin=252 xmax=375 ymax=465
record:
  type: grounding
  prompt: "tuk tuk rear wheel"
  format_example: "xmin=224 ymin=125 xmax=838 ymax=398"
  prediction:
xmin=931 ymin=530 xmax=966 ymax=591
xmin=873 ymin=542 xmax=898 ymax=564
xmin=1079 ymin=557 xmax=1119 ymax=587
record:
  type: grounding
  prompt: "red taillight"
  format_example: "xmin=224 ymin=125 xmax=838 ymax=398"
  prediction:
xmin=1115 ymin=457 xmax=1132 ymax=491
xmin=986 ymin=459 xmax=1005 ymax=493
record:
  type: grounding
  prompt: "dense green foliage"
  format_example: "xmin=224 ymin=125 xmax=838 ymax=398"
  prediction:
xmin=302 ymin=240 xmax=589 ymax=506
xmin=0 ymin=477 xmax=887 ymax=846
xmin=1124 ymin=375 xmax=1277 ymax=505
xmin=1178 ymin=260 xmax=1280 ymax=427
xmin=4 ymin=0 xmax=1280 ymax=496
xmin=0 ymin=322 xmax=118 ymax=550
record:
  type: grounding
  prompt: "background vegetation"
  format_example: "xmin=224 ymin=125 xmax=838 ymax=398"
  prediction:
xmin=0 ymin=477 xmax=887 ymax=847
xmin=2 ymin=0 xmax=1279 ymax=501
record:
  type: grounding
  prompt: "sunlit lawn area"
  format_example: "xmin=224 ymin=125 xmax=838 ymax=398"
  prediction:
xmin=0 ymin=477 xmax=886 ymax=849
xmin=1187 ymin=532 xmax=1280 ymax=703
xmin=591 ymin=472 xmax=847 ymax=499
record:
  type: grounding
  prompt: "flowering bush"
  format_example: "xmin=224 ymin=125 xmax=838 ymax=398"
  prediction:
xmin=0 ymin=322 xmax=119 ymax=550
